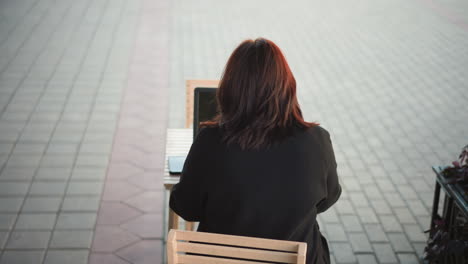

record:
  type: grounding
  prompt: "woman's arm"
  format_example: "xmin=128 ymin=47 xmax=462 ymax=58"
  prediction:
xmin=169 ymin=129 xmax=211 ymax=222
xmin=317 ymin=129 xmax=342 ymax=214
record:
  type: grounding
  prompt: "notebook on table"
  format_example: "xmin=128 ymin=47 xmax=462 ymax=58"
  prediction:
xmin=168 ymin=87 xmax=218 ymax=175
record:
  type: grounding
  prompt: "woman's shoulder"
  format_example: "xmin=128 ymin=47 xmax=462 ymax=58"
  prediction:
xmin=301 ymin=124 xmax=331 ymax=140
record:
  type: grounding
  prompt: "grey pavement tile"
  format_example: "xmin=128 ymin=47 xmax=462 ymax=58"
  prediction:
xmin=403 ymin=224 xmax=427 ymax=242
xmin=356 ymin=254 xmax=377 ymax=264
xmin=370 ymin=200 xmax=392 ymax=215
xmin=50 ymin=230 xmax=93 ymax=249
xmin=331 ymin=243 xmax=356 ymax=263
xmin=75 ymin=154 xmax=109 ymax=168
xmin=5 ymin=154 xmax=42 ymax=168
xmin=349 ymin=233 xmax=372 ymax=253
xmin=334 ymin=199 xmax=355 ymax=215
xmin=0 ymin=214 xmax=17 ymax=230
xmin=388 ymin=233 xmax=413 ymax=253
xmin=319 ymin=207 xmax=339 ymax=223
xmin=15 ymin=213 xmax=57 ymax=230
xmin=0 ymin=182 xmax=31 ymax=196
xmin=35 ymin=167 xmax=72 ymax=180
xmin=22 ymin=197 xmax=62 ymax=212
xmin=0 ymin=250 xmax=45 ymax=264
xmin=349 ymin=192 xmax=369 ymax=207
xmin=66 ymin=181 xmax=103 ymax=195
xmin=379 ymin=215 xmax=403 ymax=232
xmin=11 ymin=143 xmax=47 ymax=154
xmin=397 ymin=253 xmax=420 ymax=264
xmin=0 ymin=143 xmax=14 ymax=154
xmin=383 ymin=192 xmax=406 ymax=208
xmin=393 ymin=207 xmax=417 ymax=224
xmin=40 ymin=154 xmax=76 ymax=168
xmin=6 ymin=231 xmax=51 ymax=249
xmin=46 ymin=143 xmax=80 ymax=155
xmin=61 ymin=196 xmax=100 ymax=212
xmin=0 ymin=198 xmax=24 ymax=212
xmin=55 ymin=213 xmax=97 ymax=229
xmin=341 ymin=215 xmax=363 ymax=232
xmin=0 ymin=231 xmax=8 ymax=249
xmin=70 ymin=167 xmax=106 ymax=181
xmin=363 ymin=224 xmax=388 ymax=242
xmin=0 ymin=167 xmax=36 ymax=180
xmin=29 ymin=181 xmax=67 ymax=196
xmin=411 ymin=243 xmax=426 ymax=258
xmin=44 ymin=250 xmax=89 ymax=264
xmin=356 ymin=207 xmax=379 ymax=224
xmin=324 ymin=223 xmax=348 ymax=242
xmin=372 ymin=243 xmax=398 ymax=263
xmin=79 ymin=142 xmax=113 ymax=154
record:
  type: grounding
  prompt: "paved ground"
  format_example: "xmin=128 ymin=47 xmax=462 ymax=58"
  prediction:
xmin=0 ymin=0 xmax=467 ymax=263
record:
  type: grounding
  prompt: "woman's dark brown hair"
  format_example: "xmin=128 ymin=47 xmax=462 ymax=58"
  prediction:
xmin=201 ymin=37 xmax=317 ymax=150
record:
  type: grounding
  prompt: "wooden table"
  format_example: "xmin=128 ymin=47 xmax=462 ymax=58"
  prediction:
xmin=164 ymin=128 xmax=195 ymax=231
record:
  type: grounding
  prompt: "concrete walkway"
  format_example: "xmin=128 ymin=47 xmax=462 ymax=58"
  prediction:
xmin=0 ymin=0 xmax=467 ymax=263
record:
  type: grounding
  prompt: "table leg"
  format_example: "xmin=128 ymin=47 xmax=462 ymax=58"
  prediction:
xmin=168 ymin=208 xmax=179 ymax=230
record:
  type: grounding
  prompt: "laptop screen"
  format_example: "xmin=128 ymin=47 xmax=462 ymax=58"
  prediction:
xmin=193 ymin=87 xmax=218 ymax=139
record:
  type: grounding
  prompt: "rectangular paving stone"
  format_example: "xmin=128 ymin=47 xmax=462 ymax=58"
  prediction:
xmin=341 ymin=215 xmax=363 ymax=232
xmin=331 ymin=243 xmax=356 ymax=263
xmin=349 ymin=233 xmax=372 ymax=253
xmin=75 ymin=154 xmax=109 ymax=168
xmin=29 ymin=181 xmax=67 ymax=196
xmin=0 ymin=231 xmax=9 ymax=250
xmin=46 ymin=143 xmax=80 ymax=154
xmin=70 ymin=167 xmax=107 ymax=181
xmin=0 ymin=167 xmax=36 ymax=180
xmin=55 ymin=213 xmax=97 ymax=229
xmin=324 ymin=223 xmax=348 ymax=242
xmin=0 ymin=250 xmax=45 ymax=264
xmin=319 ymin=207 xmax=339 ymax=223
xmin=5 ymin=154 xmax=42 ymax=167
xmin=393 ymin=207 xmax=417 ymax=224
xmin=11 ymin=143 xmax=47 ymax=154
xmin=334 ymin=199 xmax=355 ymax=215
xmin=388 ymin=233 xmax=413 ymax=253
xmin=0 ymin=198 xmax=24 ymax=212
xmin=379 ymin=215 xmax=403 ymax=232
xmin=6 ymin=231 xmax=51 ymax=249
xmin=383 ymin=192 xmax=406 ymax=208
xmin=35 ymin=167 xmax=72 ymax=180
xmin=0 ymin=214 xmax=17 ymax=230
xmin=15 ymin=213 xmax=57 ymax=230
xmin=356 ymin=207 xmax=379 ymax=224
xmin=397 ymin=253 xmax=419 ymax=264
xmin=22 ymin=197 xmax=62 ymax=212
xmin=50 ymin=230 xmax=93 ymax=248
xmin=40 ymin=154 xmax=76 ymax=167
xmin=0 ymin=182 xmax=30 ymax=196
xmin=364 ymin=224 xmax=388 ymax=242
xmin=370 ymin=200 xmax=392 ymax=215
xmin=44 ymin=250 xmax=88 ymax=264
xmin=61 ymin=196 xmax=100 ymax=212
xmin=356 ymin=254 xmax=378 ymax=264
xmin=372 ymin=243 xmax=398 ymax=263
xmin=403 ymin=224 xmax=427 ymax=242
xmin=66 ymin=181 xmax=103 ymax=195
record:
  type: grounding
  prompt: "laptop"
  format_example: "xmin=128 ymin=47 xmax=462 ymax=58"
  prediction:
xmin=168 ymin=87 xmax=218 ymax=175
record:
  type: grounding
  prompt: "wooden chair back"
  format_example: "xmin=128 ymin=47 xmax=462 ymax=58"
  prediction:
xmin=185 ymin=79 xmax=219 ymax=128
xmin=167 ymin=230 xmax=307 ymax=264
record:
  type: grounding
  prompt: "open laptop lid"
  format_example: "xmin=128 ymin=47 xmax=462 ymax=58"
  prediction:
xmin=193 ymin=87 xmax=218 ymax=139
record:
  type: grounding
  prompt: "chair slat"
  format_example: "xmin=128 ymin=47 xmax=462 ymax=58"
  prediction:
xmin=178 ymin=241 xmax=298 ymax=263
xmin=176 ymin=230 xmax=299 ymax=252
xmin=178 ymin=254 xmax=275 ymax=264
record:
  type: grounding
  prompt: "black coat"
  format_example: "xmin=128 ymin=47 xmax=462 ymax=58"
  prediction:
xmin=170 ymin=125 xmax=341 ymax=264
